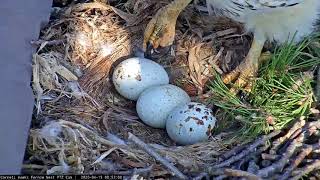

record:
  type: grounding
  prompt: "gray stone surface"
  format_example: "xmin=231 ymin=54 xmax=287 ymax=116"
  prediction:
xmin=0 ymin=0 xmax=52 ymax=174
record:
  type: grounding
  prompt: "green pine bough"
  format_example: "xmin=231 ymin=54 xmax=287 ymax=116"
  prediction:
xmin=208 ymin=33 xmax=320 ymax=142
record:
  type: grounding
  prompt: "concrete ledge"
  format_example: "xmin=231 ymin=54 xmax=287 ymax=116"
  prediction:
xmin=0 ymin=0 xmax=52 ymax=174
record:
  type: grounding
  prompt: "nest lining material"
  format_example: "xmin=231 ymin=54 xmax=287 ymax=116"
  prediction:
xmin=27 ymin=0 xmax=254 ymax=177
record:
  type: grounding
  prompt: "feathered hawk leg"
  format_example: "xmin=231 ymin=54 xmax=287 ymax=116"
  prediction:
xmin=143 ymin=0 xmax=191 ymax=51
xmin=143 ymin=1 xmax=274 ymax=94
xmin=223 ymin=33 xmax=267 ymax=93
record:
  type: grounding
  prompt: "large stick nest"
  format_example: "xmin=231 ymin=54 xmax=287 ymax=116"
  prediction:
xmin=25 ymin=0 xmax=320 ymax=179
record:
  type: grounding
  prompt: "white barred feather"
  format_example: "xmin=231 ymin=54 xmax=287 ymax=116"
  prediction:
xmin=207 ymin=0 xmax=320 ymax=43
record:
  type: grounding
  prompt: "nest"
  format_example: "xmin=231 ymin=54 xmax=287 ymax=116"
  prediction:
xmin=23 ymin=0 xmax=286 ymax=178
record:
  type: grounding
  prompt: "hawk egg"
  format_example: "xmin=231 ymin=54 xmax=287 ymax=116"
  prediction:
xmin=166 ymin=102 xmax=216 ymax=145
xmin=112 ymin=57 xmax=169 ymax=100
xmin=136 ymin=84 xmax=191 ymax=129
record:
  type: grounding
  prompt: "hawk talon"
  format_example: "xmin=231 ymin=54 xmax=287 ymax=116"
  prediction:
xmin=144 ymin=42 xmax=154 ymax=59
xmin=223 ymin=64 xmax=257 ymax=94
xmin=223 ymin=34 xmax=266 ymax=94
xmin=143 ymin=0 xmax=192 ymax=52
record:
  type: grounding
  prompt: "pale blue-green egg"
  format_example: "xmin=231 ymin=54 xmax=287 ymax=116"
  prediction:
xmin=166 ymin=102 xmax=216 ymax=145
xmin=112 ymin=57 xmax=169 ymax=101
xmin=136 ymin=84 xmax=191 ymax=129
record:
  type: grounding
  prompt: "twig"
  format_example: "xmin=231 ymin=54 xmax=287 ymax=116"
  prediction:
xmin=279 ymin=144 xmax=315 ymax=180
xmin=128 ymin=133 xmax=188 ymax=180
xmin=219 ymin=144 xmax=246 ymax=162
xmin=238 ymin=144 xmax=269 ymax=169
xmin=205 ymin=168 xmax=225 ymax=176
xmin=302 ymin=159 xmax=316 ymax=164
xmin=213 ymin=130 xmax=281 ymax=168
xmin=261 ymin=160 xmax=273 ymax=168
xmin=306 ymin=120 xmax=320 ymax=129
xmin=259 ymin=142 xmax=301 ymax=177
xmin=215 ymin=175 xmax=227 ymax=180
xmin=224 ymin=169 xmax=262 ymax=180
xmin=66 ymin=2 xmax=112 ymax=13
xmin=278 ymin=122 xmax=319 ymax=153
xmin=58 ymin=120 xmax=116 ymax=146
xmin=270 ymin=117 xmax=306 ymax=154
xmin=193 ymin=172 xmax=209 ymax=180
xmin=261 ymin=153 xmax=280 ymax=160
xmin=291 ymin=160 xmax=320 ymax=180
xmin=31 ymin=39 xmax=65 ymax=46
xmin=92 ymin=166 xmax=153 ymax=176
xmin=247 ymin=160 xmax=260 ymax=174
xmin=257 ymin=129 xmax=310 ymax=178
xmin=22 ymin=164 xmax=46 ymax=169
xmin=314 ymin=149 xmax=320 ymax=153
xmin=127 ymin=166 xmax=153 ymax=176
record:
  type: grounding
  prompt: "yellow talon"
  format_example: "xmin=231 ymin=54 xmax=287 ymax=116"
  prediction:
xmin=142 ymin=0 xmax=192 ymax=52
xmin=223 ymin=34 xmax=267 ymax=93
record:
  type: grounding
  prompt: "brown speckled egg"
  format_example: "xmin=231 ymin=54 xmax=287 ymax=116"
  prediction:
xmin=166 ymin=102 xmax=216 ymax=145
xmin=112 ymin=57 xmax=169 ymax=101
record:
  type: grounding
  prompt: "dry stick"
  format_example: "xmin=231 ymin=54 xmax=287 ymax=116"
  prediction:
xmin=58 ymin=120 xmax=116 ymax=146
xmin=67 ymin=2 xmax=112 ymax=13
xmin=92 ymin=166 xmax=153 ymax=176
xmin=257 ymin=128 xmax=315 ymax=178
xmin=279 ymin=120 xmax=314 ymax=153
xmin=261 ymin=153 xmax=280 ymax=161
xmin=213 ymin=130 xmax=281 ymax=168
xmin=306 ymin=120 xmax=320 ymax=129
xmin=258 ymin=141 xmax=301 ymax=178
xmin=219 ymin=144 xmax=247 ymax=162
xmin=205 ymin=168 xmax=225 ymax=176
xmin=302 ymin=159 xmax=316 ymax=164
xmin=247 ymin=160 xmax=260 ymax=174
xmin=288 ymin=120 xmax=320 ymax=134
xmin=31 ymin=39 xmax=65 ymax=46
xmin=238 ymin=144 xmax=270 ymax=169
xmin=291 ymin=160 xmax=320 ymax=180
xmin=224 ymin=169 xmax=262 ymax=180
xmin=215 ymin=175 xmax=227 ymax=180
xmin=261 ymin=160 xmax=272 ymax=168
xmin=279 ymin=144 xmax=318 ymax=180
xmin=127 ymin=133 xmax=188 ymax=180
xmin=131 ymin=166 xmax=153 ymax=178
xmin=278 ymin=121 xmax=320 ymax=153
xmin=193 ymin=172 xmax=209 ymax=180
xmin=270 ymin=117 xmax=306 ymax=154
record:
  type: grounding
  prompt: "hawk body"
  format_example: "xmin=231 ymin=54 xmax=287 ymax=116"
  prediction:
xmin=207 ymin=0 xmax=320 ymax=42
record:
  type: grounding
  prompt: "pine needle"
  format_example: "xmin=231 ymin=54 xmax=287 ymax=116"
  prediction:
xmin=208 ymin=34 xmax=320 ymax=141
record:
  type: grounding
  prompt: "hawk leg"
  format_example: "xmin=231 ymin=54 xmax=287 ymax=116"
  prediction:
xmin=143 ymin=0 xmax=191 ymax=51
xmin=223 ymin=34 xmax=267 ymax=93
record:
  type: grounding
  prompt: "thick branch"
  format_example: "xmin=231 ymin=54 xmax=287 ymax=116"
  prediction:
xmin=224 ymin=168 xmax=262 ymax=180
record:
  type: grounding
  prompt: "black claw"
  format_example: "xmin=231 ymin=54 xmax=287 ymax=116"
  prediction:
xmin=144 ymin=42 xmax=154 ymax=59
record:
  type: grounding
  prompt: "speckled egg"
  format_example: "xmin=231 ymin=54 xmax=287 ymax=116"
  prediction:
xmin=166 ymin=102 xmax=216 ymax=145
xmin=136 ymin=84 xmax=191 ymax=129
xmin=112 ymin=57 xmax=169 ymax=100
